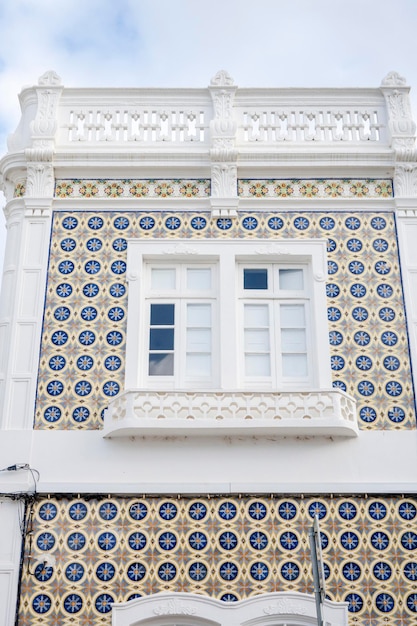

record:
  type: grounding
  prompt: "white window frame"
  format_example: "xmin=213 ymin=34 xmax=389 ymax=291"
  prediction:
xmin=125 ymin=239 xmax=332 ymax=391
xmin=238 ymin=262 xmax=311 ymax=388
xmin=144 ymin=261 xmax=218 ymax=389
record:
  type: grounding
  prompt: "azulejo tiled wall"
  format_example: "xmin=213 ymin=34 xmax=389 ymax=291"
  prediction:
xmin=36 ymin=190 xmax=415 ymax=430
xmin=20 ymin=495 xmax=417 ymax=623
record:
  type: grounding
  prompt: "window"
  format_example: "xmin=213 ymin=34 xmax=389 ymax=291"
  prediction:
xmin=125 ymin=240 xmax=331 ymax=392
xmin=240 ymin=264 xmax=310 ymax=385
xmin=145 ymin=263 xmax=217 ymax=387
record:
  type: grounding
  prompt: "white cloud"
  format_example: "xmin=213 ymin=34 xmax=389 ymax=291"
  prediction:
xmin=1 ymin=0 xmax=417 ymax=272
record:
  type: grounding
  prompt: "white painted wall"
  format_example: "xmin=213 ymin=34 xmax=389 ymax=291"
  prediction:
xmin=0 ymin=500 xmax=24 ymax=626
xmin=0 ymin=200 xmax=52 ymax=430
xmin=0 ymin=430 xmax=416 ymax=495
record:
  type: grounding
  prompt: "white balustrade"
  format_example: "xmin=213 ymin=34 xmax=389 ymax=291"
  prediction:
xmin=103 ymin=388 xmax=358 ymax=438
xmin=60 ymin=104 xmax=210 ymax=144
xmin=54 ymin=89 xmax=389 ymax=149
xmin=237 ymin=107 xmax=384 ymax=143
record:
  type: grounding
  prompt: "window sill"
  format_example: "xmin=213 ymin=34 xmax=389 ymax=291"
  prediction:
xmin=102 ymin=388 xmax=358 ymax=438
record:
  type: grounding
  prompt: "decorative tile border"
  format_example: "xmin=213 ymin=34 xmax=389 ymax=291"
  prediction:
xmin=54 ymin=179 xmax=211 ymax=198
xmin=238 ymin=179 xmax=393 ymax=198
xmin=35 ymin=210 xmax=415 ymax=431
xmin=19 ymin=495 xmax=417 ymax=623
xmin=51 ymin=179 xmax=395 ymax=201
xmin=15 ymin=178 xmax=394 ymax=199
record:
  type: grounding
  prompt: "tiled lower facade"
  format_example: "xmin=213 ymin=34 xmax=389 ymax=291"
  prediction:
xmin=19 ymin=495 xmax=417 ymax=624
xmin=36 ymin=207 xmax=415 ymax=430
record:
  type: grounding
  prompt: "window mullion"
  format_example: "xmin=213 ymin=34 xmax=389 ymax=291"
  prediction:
xmin=219 ymin=252 xmax=237 ymax=389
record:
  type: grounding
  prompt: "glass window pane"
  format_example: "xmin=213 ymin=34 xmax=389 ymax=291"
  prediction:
xmin=244 ymin=329 xmax=270 ymax=352
xmin=282 ymin=354 xmax=308 ymax=377
xmin=279 ymin=268 xmax=304 ymax=290
xmin=244 ymin=304 xmax=269 ymax=327
xmin=151 ymin=268 xmax=176 ymax=289
xmin=187 ymin=268 xmax=211 ymax=290
xmin=187 ymin=303 xmax=211 ymax=326
xmin=149 ymin=353 xmax=174 ymax=376
xmin=149 ymin=328 xmax=174 ymax=350
xmin=187 ymin=328 xmax=211 ymax=351
xmin=186 ymin=353 xmax=211 ymax=376
xmin=150 ymin=303 xmax=175 ymax=325
xmin=281 ymin=328 xmax=306 ymax=352
xmin=244 ymin=268 xmax=268 ymax=290
xmin=245 ymin=354 xmax=270 ymax=376
xmin=280 ymin=304 xmax=305 ymax=327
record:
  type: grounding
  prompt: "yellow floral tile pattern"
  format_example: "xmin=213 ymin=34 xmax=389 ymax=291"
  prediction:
xmin=52 ymin=178 xmax=394 ymax=199
xmin=238 ymin=179 xmax=393 ymax=198
xmin=54 ymin=179 xmax=211 ymax=198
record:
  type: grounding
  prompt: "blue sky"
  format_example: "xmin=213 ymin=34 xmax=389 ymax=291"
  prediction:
xmin=1 ymin=0 xmax=417 ymax=272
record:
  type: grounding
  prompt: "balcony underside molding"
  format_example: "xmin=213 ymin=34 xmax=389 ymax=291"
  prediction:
xmin=103 ymin=388 xmax=358 ymax=438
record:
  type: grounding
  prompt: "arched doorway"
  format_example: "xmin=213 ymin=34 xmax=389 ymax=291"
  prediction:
xmin=111 ymin=592 xmax=348 ymax=626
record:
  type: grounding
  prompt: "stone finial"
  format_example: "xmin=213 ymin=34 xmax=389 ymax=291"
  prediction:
xmin=38 ymin=70 xmax=62 ymax=86
xmin=381 ymin=71 xmax=407 ymax=87
xmin=210 ymin=70 xmax=235 ymax=87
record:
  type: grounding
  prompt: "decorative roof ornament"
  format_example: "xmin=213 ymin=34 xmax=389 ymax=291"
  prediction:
xmin=210 ymin=70 xmax=235 ymax=87
xmin=381 ymin=71 xmax=407 ymax=87
xmin=38 ymin=71 xmax=62 ymax=86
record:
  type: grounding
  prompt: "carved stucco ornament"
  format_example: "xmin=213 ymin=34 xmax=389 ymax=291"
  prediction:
xmin=31 ymin=73 xmax=63 ymax=140
xmin=210 ymin=69 xmax=235 ymax=87
xmin=209 ymin=71 xmax=239 ymax=216
xmin=381 ymin=71 xmax=407 ymax=87
xmin=394 ymin=163 xmax=417 ymax=198
xmin=24 ymin=70 xmax=63 ymax=201
xmin=381 ymin=73 xmax=415 ymax=164
xmin=211 ymin=163 xmax=237 ymax=198
xmin=38 ymin=70 xmax=62 ymax=86
xmin=153 ymin=599 xmax=197 ymax=616
xmin=264 ymin=600 xmax=308 ymax=615
xmin=25 ymin=162 xmax=54 ymax=198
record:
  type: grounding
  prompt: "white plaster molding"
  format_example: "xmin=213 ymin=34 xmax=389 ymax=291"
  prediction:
xmin=211 ymin=162 xmax=237 ymax=197
xmin=153 ymin=599 xmax=197 ymax=615
xmin=23 ymin=197 xmax=53 ymax=217
xmin=38 ymin=70 xmax=62 ymax=87
xmin=381 ymin=71 xmax=407 ymax=87
xmin=111 ymin=592 xmax=349 ymax=626
xmin=210 ymin=70 xmax=236 ymax=87
xmin=31 ymin=72 xmax=63 ymax=141
xmin=210 ymin=198 xmax=239 ymax=217
xmin=394 ymin=162 xmax=417 ymax=197
xmin=25 ymin=162 xmax=54 ymax=198
xmin=263 ymin=599 xmax=308 ymax=615
xmin=0 ymin=175 xmax=14 ymax=204
xmin=209 ymin=70 xmax=239 ymax=213
xmin=103 ymin=388 xmax=358 ymax=438
xmin=380 ymin=71 xmax=417 ymax=161
xmin=162 ymin=243 xmax=200 ymax=255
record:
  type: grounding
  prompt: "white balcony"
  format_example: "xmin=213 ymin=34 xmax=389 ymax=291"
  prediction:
xmin=102 ymin=388 xmax=358 ymax=438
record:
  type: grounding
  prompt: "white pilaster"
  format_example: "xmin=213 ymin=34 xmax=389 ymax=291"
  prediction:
xmin=0 ymin=498 xmax=25 ymax=626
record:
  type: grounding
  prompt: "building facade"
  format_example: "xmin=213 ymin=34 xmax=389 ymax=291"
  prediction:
xmin=0 ymin=70 xmax=416 ymax=625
